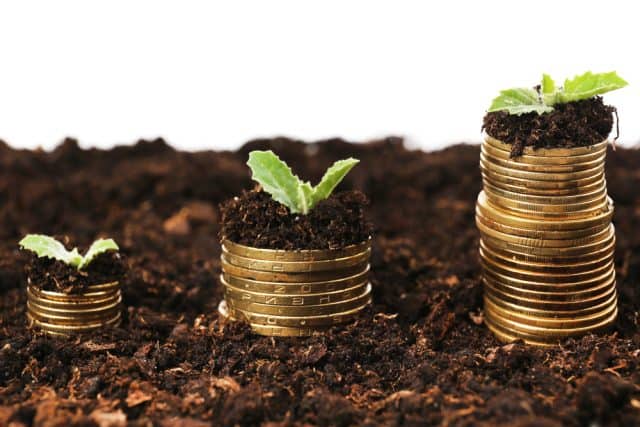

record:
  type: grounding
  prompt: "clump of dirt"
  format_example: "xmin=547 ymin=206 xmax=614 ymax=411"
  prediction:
xmin=220 ymin=189 xmax=373 ymax=250
xmin=25 ymin=250 xmax=125 ymax=293
xmin=483 ymin=97 xmax=615 ymax=157
xmin=0 ymin=136 xmax=639 ymax=426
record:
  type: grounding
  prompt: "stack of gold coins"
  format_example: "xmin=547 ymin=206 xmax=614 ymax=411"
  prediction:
xmin=26 ymin=281 xmax=122 ymax=336
xmin=477 ymin=135 xmax=617 ymax=346
xmin=218 ymin=239 xmax=372 ymax=336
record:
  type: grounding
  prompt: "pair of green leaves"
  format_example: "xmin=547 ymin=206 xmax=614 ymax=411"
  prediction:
xmin=247 ymin=150 xmax=359 ymax=214
xmin=488 ymin=71 xmax=628 ymax=115
xmin=19 ymin=235 xmax=119 ymax=270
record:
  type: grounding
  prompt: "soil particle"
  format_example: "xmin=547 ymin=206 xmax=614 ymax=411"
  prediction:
xmin=220 ymin=189 xmax=373 ymax=250
xmin=483 ymin=97 xmax=615 ymax=157
xmin=25 ymin=249 xmax=125 ymax=293
xmin=0 ymin=136 xmax=639 ymax=426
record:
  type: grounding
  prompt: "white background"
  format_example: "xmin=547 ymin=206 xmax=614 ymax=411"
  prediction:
xmin=0 ymin=1 xmax=638 ymax=152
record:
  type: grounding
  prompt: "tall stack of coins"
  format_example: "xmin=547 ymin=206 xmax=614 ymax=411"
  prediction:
xmin=218 ymin=239 xmax=372 ymax=336
xmin=477 ymin=135 xmax=617 ymax=346
xmin=26 ymin=281 xmax=122 ymax=336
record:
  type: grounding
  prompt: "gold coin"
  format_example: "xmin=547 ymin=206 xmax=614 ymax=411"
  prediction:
xmin=476 ymin=210 xmax=610 ymax=240
xmin=27 ymin=294 xmax=122 ymax=315
xmin=484 ymin=316 xmax=555 ymax=347
xmin=482 ymin=194 xmax=609 ymax=219
xmin=484 ymin=311 xmax=614 ymax=345
xmin=483 ymin=180 xmax=608 ymax=205
xmin=27 ymin=311 xmax=122 ymax=333
xmin=221 ymin=258 xmax=369 ymax=283
xmin=484 ymin=296 xmax=617 ymax=329
xmin=482 ymin=264 xmax=616 ymax=293
xmin=225 ymin=284 xmax=372 ymax=316
xmin=221 ymin=248 xmax=371 ymax=273
xmin=477 ymin=219 xmax=613 ymax=248
xmin=222 ymin=239 xmax=372 ymax=262
xmin=480 ymin=155 xmax=605 ymax=182
xmin=481 ymin=237 xmax=615 ymax=265
xmin=217 ymin=301 xmax=344 ymax=336
xmin=221 ymin=277 xmax=368 ymax=306
xmin=484 ymin=304 xmax=617 ymax=337
xmin=477 ymin=192 xmax=614 ymax=231
xmin=478 ymin=219 xmax=613 ymax=249
xmin=480 ymin=253 xmax=614 ymax=284
xmin=483 ymin=278 xmax=616 ymax=310
xmin=481 ymin=167 xmax=604 ymax=190
xmin=83 ymin=281 xmax=121 ymax=291
xmin=482 ymin=193 xmax=610 ymax=220
xmin=27 ymin=286 xmax=121 ymax=309
xmin=481 ymin=142 xmax=607 ymax=166
xmin=221 ymin=265 xmax=369 ymax=294
xmin=27 ymin=304 xmax=121 ymax=324
xmin=483 ymin=272 xmax=616 ymax=301
xmin=484 ymin=316 xmax=570 ymax=346
xmin=222 ymin=301 xmax=367 ymax=327
xmin=485 ymin=290 xmax=617 ymax=319
xmin=481 ymin=148 xmax=606 ymax=173
xmin=483 ymin=188 xmax=609 ymax=215
xmin=479 ymin=241 xmax=613 ymax=273
xmin=483 ymin=176 xmax=606 ymax=197
xmin=480 ymin=228 xmax=614 ymax=257
xmin=27 ymin=282 xmax=121 ymax=302
xmin=483 ymin=200 xmax=608 ymax=221
xmin=248 ymin=324 xmax=331 ymax=337
xmin=483 ymin=135 xmax=608 ymax=157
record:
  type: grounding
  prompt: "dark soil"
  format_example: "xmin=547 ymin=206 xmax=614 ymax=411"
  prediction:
xmin=24 ymin=245 xmax=125 ymax=293
xmin=220 ymin=189 xmax=372 ymax=250
xmin=483 ymin=97 xmax=616 ymax=157
xmin=1 ymin=136 xmax=639 ymax=426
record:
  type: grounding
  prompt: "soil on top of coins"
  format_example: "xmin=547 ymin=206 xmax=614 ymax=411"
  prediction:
xmin=25 ymin=250 xmax=126 ymax=293
xmin=1 ymin=136 xmax=639 ymax=427
xmin=483 ymin=97 xmax=616 ymax=157
xmin=220 ymin=189 xmax=373 ymax=250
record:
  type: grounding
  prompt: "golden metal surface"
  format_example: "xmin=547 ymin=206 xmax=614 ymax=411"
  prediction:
xmin=483 ymin=135 xmax=608 ymax=157
xmin=221 ymin=277 xmax=368 ymax=306
xmin=222 ymin=239 xmax=371 ymax=262
xmin=225 ymin=284 xmax=372 ymax=316
xmin=222 ymin=249 xmax=371 ymax=273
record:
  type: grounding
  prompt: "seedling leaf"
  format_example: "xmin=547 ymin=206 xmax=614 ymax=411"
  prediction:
xmin=247 ymin=150 xmax=305 ymax=213
xmin=542 ymin=74 xmax=556 ymax=95
xmin=19 ymin=235 xmax=83 ymax=267
xmin=559 ymin=71 xmax=629 ymax=103
xmin=311 ymin=158 xmax=360 ymax=206
xmin=247 ymin=150 xmax=359 ymax=214
xmin=488 ymin=71 xmax=627 ymax=115
xmin=19 ymin=234 xmax=119 ymax=270
xmin=78 ymin=238 xmax=119 ymax=270
xmin=488 ymin=88 xmax=553 ymax=115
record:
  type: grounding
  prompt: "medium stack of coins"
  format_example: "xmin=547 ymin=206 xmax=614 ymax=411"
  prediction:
xmin=218 ymin=239 xmax=372 ymax=336
xmin=477 ymin=135 xmax=617 ymax=346
xmin=26 ymin=280 xmax=122 ymax=336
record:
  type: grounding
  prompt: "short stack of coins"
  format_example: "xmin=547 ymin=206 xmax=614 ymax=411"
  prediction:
xmin=218 ymin=239 xmax=372 ymax=336
xmin=26 ymin=280 xmax=122 ymax=336
xmin=477 ymin=135 xmax=617 ymax=346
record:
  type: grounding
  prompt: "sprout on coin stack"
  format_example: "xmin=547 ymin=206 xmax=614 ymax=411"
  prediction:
xmin=19 ymin=234 xmax=124 ymax=336
xmin=478 ymin=71 xmax=628 ymax=346
xmin=218 ymin=150 xmax=373 ymax=337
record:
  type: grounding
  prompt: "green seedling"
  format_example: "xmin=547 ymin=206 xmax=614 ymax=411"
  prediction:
xmin=247 ymin=150 xmax=359 ymax=214
xmin=19 ymin=234 xmax=119 ymax=270
xmin=488 ymin=71 xmax=628 ymax=115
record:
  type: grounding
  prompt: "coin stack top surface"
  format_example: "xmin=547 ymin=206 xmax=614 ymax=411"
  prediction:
xmin=27 ymin=280 xmax=122 ymax=336
xmin=219 ymin=239 xmax=372 ymax=336
xmin=477 ymin=135 xmax=617 ymax=346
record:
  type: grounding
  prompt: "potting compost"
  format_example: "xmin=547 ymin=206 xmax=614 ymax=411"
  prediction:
xmin=0 ymin=136 xmax=639 ymax=426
